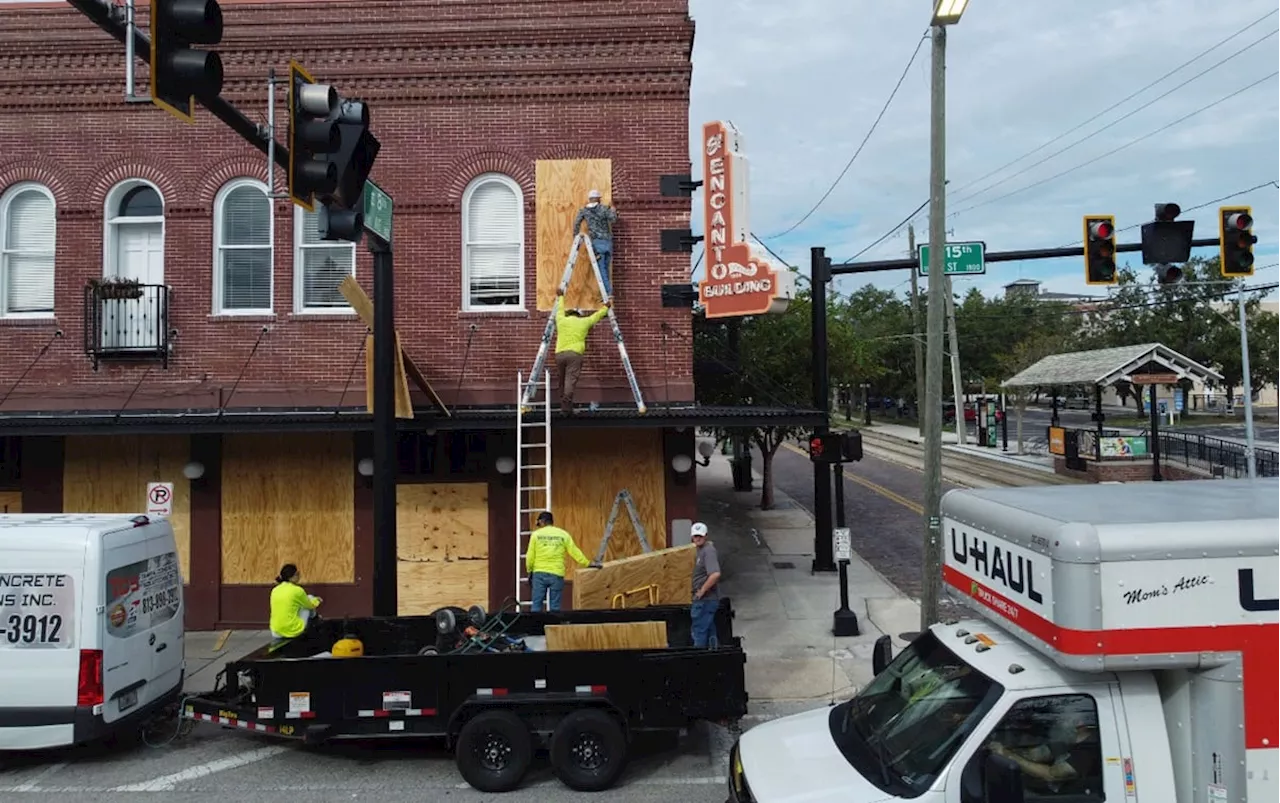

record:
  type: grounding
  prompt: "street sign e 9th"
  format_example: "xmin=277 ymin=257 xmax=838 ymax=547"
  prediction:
xmin=918 ymin=241 xmax=986 ymax=276
xmin=363 ymin=179 xmax=393 ymax=245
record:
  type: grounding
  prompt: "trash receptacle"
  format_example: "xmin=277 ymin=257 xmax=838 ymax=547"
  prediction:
xmin=730 ymin=455 xmax=754 ymax=491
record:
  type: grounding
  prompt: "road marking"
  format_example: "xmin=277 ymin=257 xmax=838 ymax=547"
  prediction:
xmin=782 ymin=442 xmax=924 ymax=515
xmin=109 ymin=745 xmax=289 ymax=792
xmin=11 ymin=761 xmax=66 ymax=792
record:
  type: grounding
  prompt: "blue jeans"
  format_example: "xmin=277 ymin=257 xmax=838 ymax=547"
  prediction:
xmin=530 ymin=571 xmax=565 ymax=612
xmin=691 ymin=598 xmax=719 ymax=648
xmin=593 ymin=241 xmax=613 ymax=297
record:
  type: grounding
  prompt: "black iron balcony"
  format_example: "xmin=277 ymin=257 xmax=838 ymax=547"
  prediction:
xmin=83 ymin=279 xmax=171 ymax=371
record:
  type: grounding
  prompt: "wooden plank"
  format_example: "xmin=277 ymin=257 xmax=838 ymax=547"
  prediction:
xmin=0 ymin=490 xmax=21 ymax=513
xmin=535 ymin=159 xmax=613 ymax=312
xmin=396 ymin=483 xmax=489 ymax=615
xmin=544 ymin=621 xmax=668 ymax=652
xmin=364 ymin=333 xmax=414 ymax=419
xmin=401 ymin=351 xmax=450 ymax=417
xmin=572 ymin=544 xmax=696 ymax=611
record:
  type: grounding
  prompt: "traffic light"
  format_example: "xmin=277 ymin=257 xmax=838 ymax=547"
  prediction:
xmin=149 ymin=0 xmax=225 ymax=123
xmin=808 ymin=432 xmax=862 ymax=464
xmin=1219 ymin=206 xmax=1256 ymax=277
xmin=1141 ymin=202 xmax=1194 ymax=282
xmin=1083 ymin=215 xmax=1117 ymax=286
xmin=319 ymin=100 xmax=380 ymax=242
xmin=288 ymin=60 xmax=341 ymax=212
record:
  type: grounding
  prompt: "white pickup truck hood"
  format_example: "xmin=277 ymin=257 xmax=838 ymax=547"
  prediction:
xmin=737 ymin=707 xmax=895 ymax=803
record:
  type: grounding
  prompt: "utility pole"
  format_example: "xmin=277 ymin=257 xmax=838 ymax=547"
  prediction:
xmin=908 ymin=223 xmax=924 ymax=436
xmin=921 ymin=19 xmax=948 ymax=632
xmin=943 ymin=273 xmax=966 ymax=445
xmin=1237 ymin=281 xmax=1258 ymax=479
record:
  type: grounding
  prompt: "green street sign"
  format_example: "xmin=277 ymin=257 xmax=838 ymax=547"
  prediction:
xmin=363 ymin=179 xmax=393 ymax=244
xmin=917 ymin=241 xmax=986 ymax=276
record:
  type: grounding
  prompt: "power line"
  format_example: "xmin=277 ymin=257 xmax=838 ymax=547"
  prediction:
xmin=945 ymin=10 xmax=1280 ymax=203
xmin=949 ymin=71 xmax=1280 ymax=219
xmin=837 ymin=197 xmax=931 ymax=264
xmin=765 ymin=29 xmax=930 ymax=240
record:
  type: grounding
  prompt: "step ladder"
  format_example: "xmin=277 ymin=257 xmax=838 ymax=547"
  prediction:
xmin=519 ymin=233 xmax=646 ymax=415
xmin=515 ymin=369 xmax=553 ymax=608
xmin=592 ymin=489 xmax=654 ymax=563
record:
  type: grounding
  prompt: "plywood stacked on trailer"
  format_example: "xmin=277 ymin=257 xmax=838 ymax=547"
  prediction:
xmin=396 ymin=483 xmax=489 ymax=615
xmin=572 ymin=544 xmax=696 ymax=610
xmin=535 ymin=159 xmax=613 ymax=311
xmin=62 ymin=435 xmax=192 ymax=581
xmin=525 ymin=428 xmax=666 ymax=581
xmin=0 ymin=491 xmax=20 ymax=513
xmin=220 ymin=433 xmax=354 ymax=585
xmin=544 ymin=620 xmax=668 ymax=651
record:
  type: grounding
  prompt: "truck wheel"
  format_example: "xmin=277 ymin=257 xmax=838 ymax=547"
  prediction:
xmin=455 ymin=710 xmax=533 ymax=793
xmin=550 ymin=709 xmax=628 ymax=792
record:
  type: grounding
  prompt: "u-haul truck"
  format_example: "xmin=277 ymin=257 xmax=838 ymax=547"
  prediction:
xmin=725 ymin=479 xmax=1278 ymax=803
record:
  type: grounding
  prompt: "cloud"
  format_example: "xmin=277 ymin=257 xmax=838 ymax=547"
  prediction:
xmin=688 ymin=0 xmax=1280 ymax=302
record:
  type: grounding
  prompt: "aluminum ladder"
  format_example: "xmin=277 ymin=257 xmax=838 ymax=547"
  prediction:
xmin=519 ymin=233 xmax=645 ymax=415
xmin=515 ymin=369 xmax=553 ymax=608
xmin=591 ymin=488 xmax=654 ymax=563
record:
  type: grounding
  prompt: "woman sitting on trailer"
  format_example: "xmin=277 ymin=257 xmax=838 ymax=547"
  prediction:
xmin=269 ymin=563 xmax=322 ymax=639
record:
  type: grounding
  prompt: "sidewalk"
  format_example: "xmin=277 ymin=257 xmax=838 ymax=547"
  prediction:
xmin=183 ymin=629 xmax=273 ymax=693
xmin=695 ymin=438 xmax=922 ymax=703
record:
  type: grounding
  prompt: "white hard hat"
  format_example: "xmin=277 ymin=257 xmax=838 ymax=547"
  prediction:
xmin=588 ymin=189 xmax=602 ymax=199
xmin=690 ymin=522 xmax=709 ymax=537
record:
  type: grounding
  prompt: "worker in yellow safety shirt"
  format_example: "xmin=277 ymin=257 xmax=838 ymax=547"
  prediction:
xmin=554 ymin=288 xmax=611 ymax=415
xmin=526 ymin=511 xmax=601 ymax=612
xmin=269 ymin=563 xmax=322 ymax=639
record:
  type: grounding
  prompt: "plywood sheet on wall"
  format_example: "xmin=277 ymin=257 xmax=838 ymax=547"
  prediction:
xmin=221 ymin=433 xmax=354 ymax=585
xmin=535 ymin=159 xmax=613 ymax=312
xmin=396 ymin=483 xmax=490 ymax=616
xmin=0 ymin=490 xmax=21 ymax=513
xmin=62 ymin=436 xmax=191 ymax=582
xmin=526 ymin=428 xmax=665 ymax=581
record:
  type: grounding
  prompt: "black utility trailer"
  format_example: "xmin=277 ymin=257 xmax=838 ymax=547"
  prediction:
xmin=182 ymin=600 xmax=748 ymax=793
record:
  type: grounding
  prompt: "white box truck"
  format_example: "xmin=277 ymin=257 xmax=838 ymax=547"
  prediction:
xmin=726 ymin=479 xmax=1278 ymax=803
xmin=0 ymin=514 xmax=186 ymax=750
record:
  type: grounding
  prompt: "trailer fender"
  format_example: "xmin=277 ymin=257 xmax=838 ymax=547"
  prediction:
xmin=446 ymin=694 xmax=628 ymax=748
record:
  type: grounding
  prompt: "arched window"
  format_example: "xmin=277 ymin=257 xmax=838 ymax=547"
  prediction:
xmin=103 ymin=179 xmax=165 ymax=283
xmin=461 ymin=173 xmax=524 ymax=310
xmin=0 ymin=182 xmax=56 ymax=317
xmin=213 ymin=179 xmax=273 ymax=313
xmin=293 ymin=206 xmax=356 ymax=313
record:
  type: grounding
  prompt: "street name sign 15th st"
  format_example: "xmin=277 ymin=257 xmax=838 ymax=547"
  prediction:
xmin=918 ymin=241 xmax=987 ymax=276
xmin=363 ymin=179 xmax=393 ymax=245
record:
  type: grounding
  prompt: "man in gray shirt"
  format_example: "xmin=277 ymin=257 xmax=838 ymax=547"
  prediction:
xmin=571 ymin=189 xmax=618 ymax=298
xmin=689 ymin=521 xmax=722 ymax=648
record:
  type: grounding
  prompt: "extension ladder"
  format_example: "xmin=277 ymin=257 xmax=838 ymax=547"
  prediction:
xmin=519 ymin=233 xmax=645 ymax=415
xmin=592 ymin=488 xmax=653 ymax=564
xmin=515 ymin=369 xmax=553 ymax=608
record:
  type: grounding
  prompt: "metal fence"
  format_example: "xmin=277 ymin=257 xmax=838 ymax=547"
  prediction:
xmin=1146 ymin=429 xmax=1279 ymax=479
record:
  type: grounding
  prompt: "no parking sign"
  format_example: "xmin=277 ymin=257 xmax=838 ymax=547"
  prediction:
xmin=146 ymin=482 xmax=174 ymax=518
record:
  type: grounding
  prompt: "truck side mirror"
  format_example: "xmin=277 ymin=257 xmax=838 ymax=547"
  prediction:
xmin=982 ymin=753 xmax=1025 ymax=803
xmin=872 ymin=634 xmax=893 ymax=676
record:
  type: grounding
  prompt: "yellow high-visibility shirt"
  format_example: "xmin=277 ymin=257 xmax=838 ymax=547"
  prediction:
xmin=269 ymin=581 xmax=318 ymax=638
xmin=554 ymin=306 xmax=609 ymax=355
xmin=525 ymin=525 xmax=590 ymax=577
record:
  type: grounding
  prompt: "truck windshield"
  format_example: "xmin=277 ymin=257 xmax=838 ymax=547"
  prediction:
xmin=828 ymin=631 xmax=1003 ymax=798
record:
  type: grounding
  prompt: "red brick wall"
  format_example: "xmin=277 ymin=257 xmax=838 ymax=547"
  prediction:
xmin=0 ymin=0 xmax=696 ymax=412
xmin=1054 ymin=458 xmax=1210 ymax=483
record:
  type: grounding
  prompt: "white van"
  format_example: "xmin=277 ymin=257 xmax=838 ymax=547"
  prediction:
xmin=0 ymin=514 xmax=185 ymax=750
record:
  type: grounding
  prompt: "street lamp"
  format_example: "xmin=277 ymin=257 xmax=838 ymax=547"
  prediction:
xmin=923 ymin=0 xmax=969 ymax=632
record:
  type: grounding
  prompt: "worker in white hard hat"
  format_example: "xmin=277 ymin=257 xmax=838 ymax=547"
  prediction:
xmin=571 ymin=188 xmax=619 ymax=298
xmin=689 ymin=522 xmax=721 ymax=647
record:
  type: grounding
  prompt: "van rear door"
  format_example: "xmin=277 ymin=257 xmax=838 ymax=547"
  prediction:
xmin=144 ymin=528 xmax=184 ymax=698
xmin=100 ymin=527 xmax=153 ymax=724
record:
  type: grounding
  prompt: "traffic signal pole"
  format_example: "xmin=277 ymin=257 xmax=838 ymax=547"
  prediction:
xmin=811 ymin=247 xmax=836 ymax=574
xmin=370 ymin=235 xmax=398 ymax=616
xmin=1236 ymin=282 xmax=1258 ymax=480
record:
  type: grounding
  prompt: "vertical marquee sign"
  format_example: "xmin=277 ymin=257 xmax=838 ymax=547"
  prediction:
xmin=698 ymin=121 xmax=794 ymax=319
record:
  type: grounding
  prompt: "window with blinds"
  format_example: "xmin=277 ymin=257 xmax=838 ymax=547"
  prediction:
xmin=0 ymin=183 xmax=56 ymax=316
xmin=216 ymin=181 xmax=273 ymax=313
xmin=295 ymin=207 xmax=355 ymax=311
xmin=462 ymin=174 xmax=523 ymax=309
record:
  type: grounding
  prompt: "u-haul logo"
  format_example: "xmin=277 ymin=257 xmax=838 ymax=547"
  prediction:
xmin=946 ymin=524 xmax=1052 ymax=620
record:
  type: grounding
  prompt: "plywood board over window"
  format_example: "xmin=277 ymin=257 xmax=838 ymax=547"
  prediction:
xmin=396 ymin=483 xmax=489 ymax=616
xmin=62 ymin=435 xmax=192 ymax=582
xmin=220 ymin=433 xmax=354 ymax=585
xmin=535 ymin=159 xmax=613 ymax=312
xmin=526 ymin=428 xmax=666 ymax=581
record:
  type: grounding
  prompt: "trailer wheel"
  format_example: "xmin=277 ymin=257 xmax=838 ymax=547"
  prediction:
xmin=550 ymin=709 xmax=628 ymax=792
xmin=455 ymin=710 xmax=533 ymax=793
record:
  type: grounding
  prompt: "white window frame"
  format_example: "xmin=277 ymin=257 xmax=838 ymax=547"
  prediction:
xmin=212 ymin=178 xmax=274 ymax=315
xmin=292 ymin=205 xmax=357 ymax=315
xmin=0 ymin=181 xmax=57 ymax=319
xmin=461 ymin=172 xmax=525 ymax=312
xmin=103 ymin=178 xmax=165 ymax=279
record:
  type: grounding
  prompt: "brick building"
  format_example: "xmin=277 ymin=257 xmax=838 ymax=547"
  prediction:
xmin=0 ymin=0 xmax=819 ymax=628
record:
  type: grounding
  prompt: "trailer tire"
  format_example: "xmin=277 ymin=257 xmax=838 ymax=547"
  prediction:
xmin=455 ymin=710 xmax=533 ymax=793
xmin=550 ymin=709 xmax=628 ymax=792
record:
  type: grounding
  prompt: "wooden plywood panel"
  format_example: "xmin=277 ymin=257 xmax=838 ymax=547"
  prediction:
xmin=221 ymin=433 xmax=354 ymax=585
xmin=535 ymin=159 xmax=612 ymax=311
xmin=396 ymin=483 xmax=489 ymax=615
xmin=0 ymin=490 xmax=20 ymax=513
xmin=572 ymin=544 xmax=696 ymax=610
xmin=363 ymin=333 xmax=414 ymax=419
xmin=526 ymin=428 xmax=666 ymax=582
xmin=62 ymin=436 xmax=191 ymax=582
xmin=545 ymin=621 xmax=668 ymax=652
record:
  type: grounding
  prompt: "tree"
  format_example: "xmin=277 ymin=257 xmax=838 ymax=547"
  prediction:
xmin=998 ymin=332 xmax=1065 ymax=454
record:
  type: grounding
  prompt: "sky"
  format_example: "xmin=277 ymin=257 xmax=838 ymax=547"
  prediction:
xmin=687 ymin=0 xmax=1280 ymax=304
